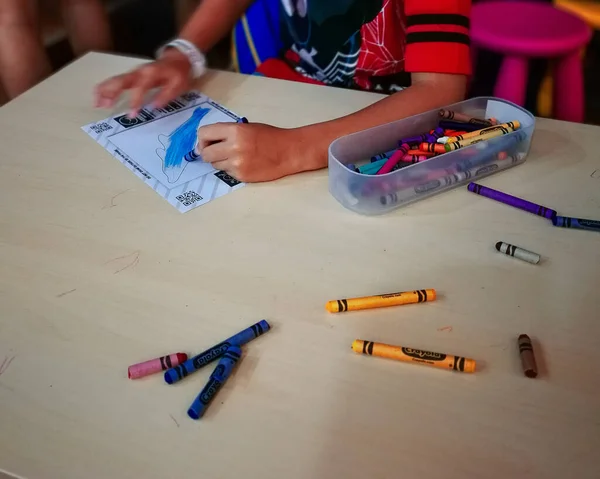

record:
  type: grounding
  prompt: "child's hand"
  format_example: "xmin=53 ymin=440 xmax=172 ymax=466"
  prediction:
xmin=94 ymin=49 xmax=192 ymax=116
xmin=197 ymin=123 xmax=307 ymax=182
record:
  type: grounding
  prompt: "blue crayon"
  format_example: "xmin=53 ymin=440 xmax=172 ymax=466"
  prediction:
xmin=184 ymin=149 xmax=201 ymax=162
xmin=164 ymin=320 xmax=270 ymax=384
xmin=185 ymin=117 xmax=247 ymax=162
xmin=552 ymin=216 xmax=600 ymax=232
xmin=188 ymin=346 xmax=242 ymax=420
xmin=346 ymin=163 xmax=359 ymax=172
xmin=439 ymin=120 xmax=485 ymax=132
xmin=371 ymin=149 xmax=396 ymax=162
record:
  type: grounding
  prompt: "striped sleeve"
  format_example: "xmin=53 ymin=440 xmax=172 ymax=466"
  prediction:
xmin=404 ymin=0 xmax=472 ymax=75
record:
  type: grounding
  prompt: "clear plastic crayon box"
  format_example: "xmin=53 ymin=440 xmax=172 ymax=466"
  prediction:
xmin=328 ymin=97 xmax=536 ymax=215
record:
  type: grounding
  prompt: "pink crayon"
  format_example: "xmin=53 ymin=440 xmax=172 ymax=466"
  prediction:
xmin=128 ymin=352 xmax=188 ymax=379
xmin=376 ymin=143 xmax=410 ymax=175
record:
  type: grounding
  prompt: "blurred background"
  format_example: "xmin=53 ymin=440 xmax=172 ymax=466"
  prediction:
xmin=13 ymin=0 xmax=600 ymax=123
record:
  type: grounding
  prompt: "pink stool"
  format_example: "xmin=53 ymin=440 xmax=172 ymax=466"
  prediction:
xmin=471 ymin=1 xmax=592 ymax=122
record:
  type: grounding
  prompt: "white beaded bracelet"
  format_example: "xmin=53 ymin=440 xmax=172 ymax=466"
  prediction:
xmin=156 ymin=38 xmax=207 ymax=79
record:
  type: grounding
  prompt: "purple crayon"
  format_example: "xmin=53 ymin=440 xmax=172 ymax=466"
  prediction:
xmin=467 ymin=183 xmax=557 ymax=220
xmin=425 ymin=127 xmax=445 ymax=143
xmin=401 ymin=132 xmax=430 ymax=145
xmin=439 ymin=120 xmax=485 ymax=132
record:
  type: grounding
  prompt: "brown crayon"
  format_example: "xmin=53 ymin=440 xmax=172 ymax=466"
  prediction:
xmin=518 ymin=334 xmax=538 ymax=378
xmin=438 ymin=109 xmax=496 ymax=127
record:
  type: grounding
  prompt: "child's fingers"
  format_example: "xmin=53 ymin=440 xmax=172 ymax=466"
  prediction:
xmin=128 ymin=70 xmax=166 ymax=117
xmin=209 ymin=159 xmax=234 ymax=173
xmin=196 ymin=123 xmax=236 ymax=149
xmin=94 ymin=72 xmax=137 ymax=107
xmin=151 ymin=76 xmax=187 ymax=110
xmin=200 ymin=141 xmax=233 ymax=164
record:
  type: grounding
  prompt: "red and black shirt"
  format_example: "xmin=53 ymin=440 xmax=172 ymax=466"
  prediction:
xmin=257 ymin=0 xmax=471 ymax=93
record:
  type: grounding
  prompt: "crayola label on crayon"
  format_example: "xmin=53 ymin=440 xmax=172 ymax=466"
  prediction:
xmin=199 ymin=377 xmax=223 ymax=405
xmin=379 ymin=290 xmax=430 ymax=302
xmin=580 ymin=219 xmax=600 ymax=228
xmin=415 ymin=180 xmax=441 ymax=194
xmin=402 ymin=348 xmax=446 ymax=361
xmin=193 ymin=343 xmax=230 ymax=369
xmin=475 ymin=164 xmax=499 ymax=176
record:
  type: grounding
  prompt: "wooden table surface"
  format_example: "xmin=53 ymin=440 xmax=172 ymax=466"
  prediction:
xmin=0 ymin=53 xmax=599 ymax=479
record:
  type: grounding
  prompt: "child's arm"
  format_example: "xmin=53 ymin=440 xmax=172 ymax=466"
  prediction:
xmin=94 ymin=0 xmax=254 ymax=114
xmin=197 ymin=72 xmax=467 ymax=182
xmin=197 ymin=0 xmax=472 ymax=182
xmin=293 ymin=72 xmax=468 ymax=170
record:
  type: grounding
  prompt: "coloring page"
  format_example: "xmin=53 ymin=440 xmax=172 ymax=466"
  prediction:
xmin=82 ymin=91 xmax=244 ymax=212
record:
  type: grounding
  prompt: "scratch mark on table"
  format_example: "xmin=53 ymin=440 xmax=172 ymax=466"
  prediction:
xmin=0 ymin=356 xmax=16 ymax=376
xmin=437 ymin=325 xmax=453 ymax=332
xmin=591 ymin=170 xmax=600 ymax=179
xmin=56 ymin=288 xmax=77 ymax=298
xmin=169 ymin=414 xmax=180 ymax=428
xmin=102 ymin=189 xmax=132 ymax=209
xmin=106 ymin=250 xmax=141 ymax=274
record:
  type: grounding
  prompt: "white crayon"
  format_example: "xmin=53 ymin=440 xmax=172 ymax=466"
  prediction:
xmin=495 ymin=241 xmax=540 ymax=265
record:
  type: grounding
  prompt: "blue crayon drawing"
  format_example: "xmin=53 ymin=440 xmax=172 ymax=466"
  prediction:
xmin=155 ymin=106 xmax=211 ymax=183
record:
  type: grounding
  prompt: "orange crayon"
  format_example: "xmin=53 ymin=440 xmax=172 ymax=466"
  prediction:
xmin=419 ymin=142 xmax=446 ymax=154
xmin=408 ymin=149 xmax=434 ymax=157
xmin=437 ymin=131 xmax=470 ymax=144
xmin=352 ymin=339 xmax=476 ymax=373
xmin=444 ymin=124 xmax=518 ymax=152
xmin=326 ymin=289 xmax=435 ymax=313
xmin=446 ymin=121 xmax=520 ymax=144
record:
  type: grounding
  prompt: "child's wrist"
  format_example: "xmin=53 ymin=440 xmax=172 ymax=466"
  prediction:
xmin=156 ymin=39 xmax=206 ymax=79
xmin=280 ymin=128 xmax=319 ymax=175
xmin=291 ymin=125 xmax=332 ymax=173
xmin=159 ymin=48 xmax=192 ymax=71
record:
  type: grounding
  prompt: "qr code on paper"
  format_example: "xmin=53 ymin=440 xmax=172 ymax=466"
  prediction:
xmin=89 ymin=122 xmax=113 ymax=135
xmin=181 ymin=92 xmax=201 ymax=102
xmin=176 ymin=191 xmax=203 ymax=207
